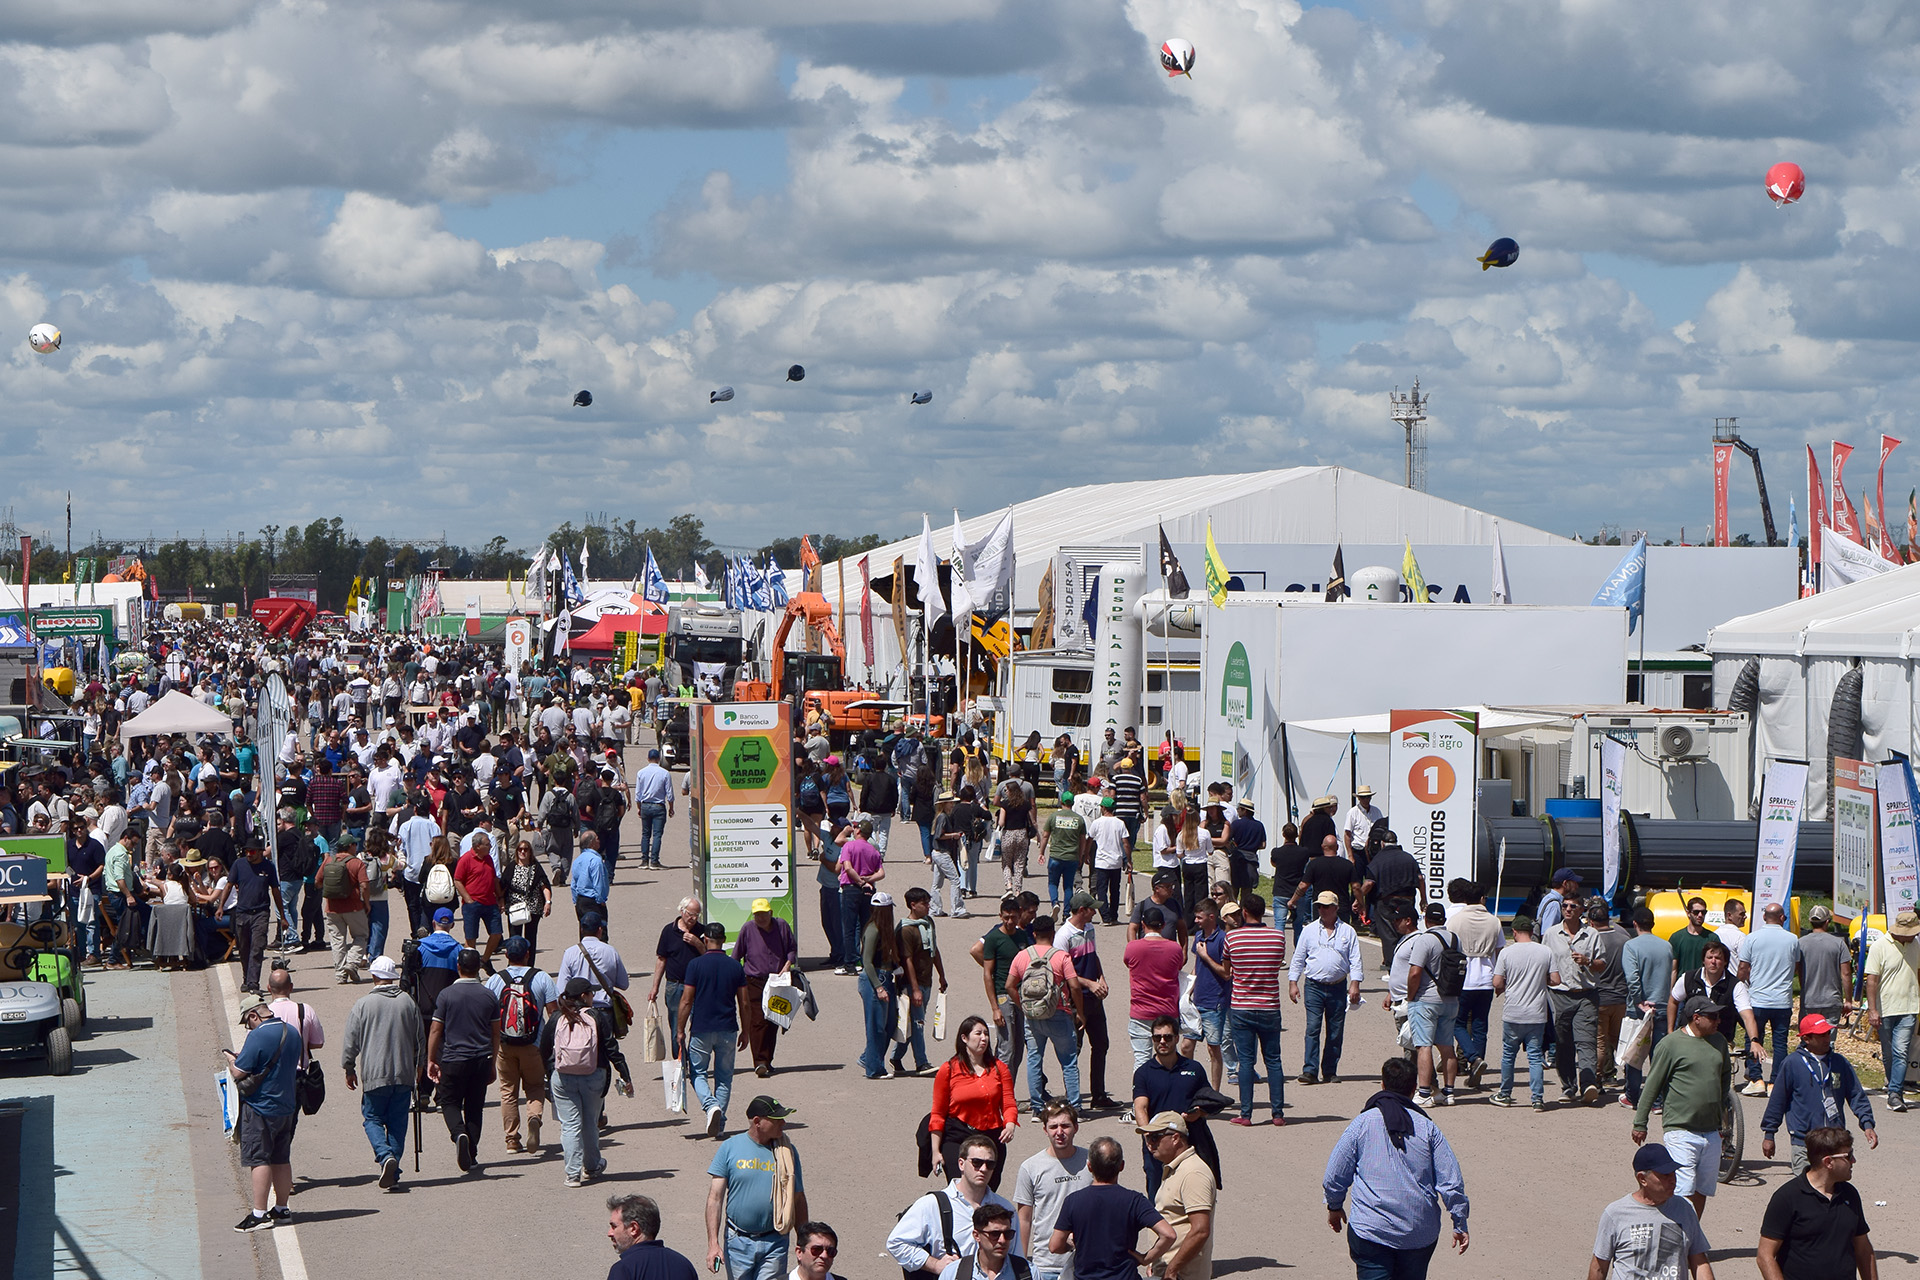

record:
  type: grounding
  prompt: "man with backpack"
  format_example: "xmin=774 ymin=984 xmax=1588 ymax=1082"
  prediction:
xmin=1402 ymin=903 xmax=1466 ymax=1108
xmin=1005 ymin=916 xmax=1086 ymax=1118
xmin=936 ymin=1205 xmax=1028 ymax=1280
xmin=485 ymin=934 xmax=555 ymax=1155
xmin=318 ymin=832 xmax=370 ymax=984
xmin=888 ymin=1132 xmax=1018 ymax=1280
xmin=540 ymin=777 xmax=578 ymax=886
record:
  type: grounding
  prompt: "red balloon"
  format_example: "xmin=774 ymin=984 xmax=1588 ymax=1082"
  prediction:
xmin=1766 ymin=162 xmax=1805 ymax=206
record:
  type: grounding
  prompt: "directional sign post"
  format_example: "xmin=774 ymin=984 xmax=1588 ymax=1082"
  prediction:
xmin=691 ymin=701 xmax=796 ymax=940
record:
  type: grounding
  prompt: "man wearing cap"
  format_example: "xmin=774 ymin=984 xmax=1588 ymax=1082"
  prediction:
xmin=1058 ymin=891 xmax=1118 ymax=1109
xmin=1547 ymin=887 xmax=1604 ymax=1104
xmin=1588 ymin=1145 xmax=1711 ymax=1280
xmin=708 ymin=1096 xmax=807 ymax=1280
xmin=228 ymin=835 xmax=284 ymax=994
xmin=1087 ymin=797 xmax=1132 ymax=927
xmin=734 ymin=899 xmax=798 ymax=1079
xmin=1864 ymin=907 xmax=1920 ymax=1110
xmin=1797 ymin=906 xmax=1853 ymax=1031
xmin=1290 ymin=890 xmax=1364 ymax=1086
xmin=1130 ymin=871 xmax=1187 ymax=949
xmin=342 ymin=954 xmax=427 ymax=1190
xmin=225 ymin=991 xmax=306 ymax=1231
xmin=1761 ymin=1014 xmax=1877 ymax=1175
xmin=1324 ymin=1057 xmax=1469 ymax=1278
xmin=683 ymin=921 xmax=750 ymax=1137
xmin=1491 ymin=915 xmax=1554 ymax=1109
xmin=1538 ymin=868 xmax=1583 ymax=933
xmin=1140 ymin=1112 xmax=1217 ymax=1280
xmin=486 ymin=934 xmax=556 ymax=1155
xmin=1341 ymin=786 xmax=1383 ymax=862
xmin=1633 ymin=994 xmax=1732 ymax=1221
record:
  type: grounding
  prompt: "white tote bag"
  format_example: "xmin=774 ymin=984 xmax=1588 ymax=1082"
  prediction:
xmin=661 ymin=1057 xmax=687 ymax=1114
xmin=1615 ymin=1011 xmax=1653 ymax=1071
xmin=932 ymin=990 xmax=948 ymax=1041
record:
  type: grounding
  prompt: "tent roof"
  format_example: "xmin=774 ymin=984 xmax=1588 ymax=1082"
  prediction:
xmin=1287 ymin=707 xmax=1572 ymax=738
xmin=118 ymin=690 xmax=235 ymax=743
xmin=1707 ymin=562 xmax=1920 ymax=657
xmin=573 ymin=611 xmax=666 ymax=648
xmin=816 ymin=466 xmax=1573 ymax=616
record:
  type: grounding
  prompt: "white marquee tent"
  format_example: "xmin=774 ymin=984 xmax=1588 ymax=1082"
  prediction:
xmin=1708 ymin=562 xmax=1920 ymax=818
xmin=119 ymin=690 xmax=236 ymax=744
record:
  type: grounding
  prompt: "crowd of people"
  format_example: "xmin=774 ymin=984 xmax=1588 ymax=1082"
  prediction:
xmin=8 ymin=618 xmax=1912 ymax=1280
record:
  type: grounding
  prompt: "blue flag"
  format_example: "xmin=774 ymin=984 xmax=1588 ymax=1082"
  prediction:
xmin=766 ymin=555 xmax=789 ymax=607
xmin=643 ymin=546 xmax=669 ymax=605
xmin=746 ymin=557 xmax=769 ymax=610
xmin=559 ymin=550 xmax=585 ymax=607
xmin=1591 ymin=536 xmax=1647 ymax=634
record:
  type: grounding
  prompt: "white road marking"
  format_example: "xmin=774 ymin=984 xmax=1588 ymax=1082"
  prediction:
xmin=215 ymin=960 xmax=312 ymax=1280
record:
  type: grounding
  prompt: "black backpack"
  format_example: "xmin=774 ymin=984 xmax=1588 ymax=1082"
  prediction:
xmin=897 ymin=1191 xmax=960 ymax=1280
xmin=399 ymin=935 xmax=423 ymax=998
xmin=1429 ymin=928 xmax=1468 ymax=999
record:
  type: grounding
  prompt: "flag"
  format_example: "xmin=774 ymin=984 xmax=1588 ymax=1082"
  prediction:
xmin=948 ymin=510 xmax=975 ymax=620
xmin=1158 ymin=524 xmax=1190 ymax=599
xmin=693 ymin=560 xmax=710 ymax=592
xmin=1031 ymin=563 xmax=1055 ymax=650
xmin=579 ymin=538 xmax=590 ymax=584
xmin=1879 ymin=434 xmax=1902 ymax=563
xmin=1908 ymin=490 xmax=1918 ymax=562
xmin=1822 ymin=527 xmax=1896 ymax=587
xmin=744 ymin=556 xmax=768 ymax=610
xmin=970 ymin=509 xmax=1015 ymax=622
xmin=559 ymin=550 xmax=585 ymax=607
xmin=889 ymin=555 xmax=910 ymax=662
xmin=1490 ymin=521 xmax=1512 ymax=604
xmin=972 ymin=615 xmax=1014 ymax=661
xmin=1082 ymin=576 xmax=1100 ymax=638
xmin=1787 ymin=498 xmax=1800 ymax=588
xmin=1863 ymin=489 xmax=1882 ymax=556
xmin=1324 ymin=543 xmax=1345 ymax=603
xmin=1591 ymin=536 xmax=1648 ymax=633
xmin=915 ymin=514 xmax=947 ymax=625
xmin=766 ymin=555 xmax=789 ymax=607
xmin=1203 ymin=520 xmax=1229 ymax=607
xmin=1402 ymin=540 xmax=1429 ymax=605
xmin=858 ymin=555 xmax=875 ymax=667
xmin=1831 ymin=442 xmax=1861 ymax=541
xmin=642 ymin=547 xmax=669 ymax=605
xmin=1807 ymin=445 xmax=1827 ymax=595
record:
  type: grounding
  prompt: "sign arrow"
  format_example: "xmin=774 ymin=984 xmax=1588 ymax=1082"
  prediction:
xmin=769 ymin=813 xmax=783 ymax=826
xmin=769 ymin=836 xmax=783 ymax=849
xmin=770 ymin=876 xmax=784 ymax=888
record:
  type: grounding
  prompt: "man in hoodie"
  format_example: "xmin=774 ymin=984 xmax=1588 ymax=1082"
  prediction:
xmin=341 ymin=955 xmax=427 ymax=1191
xmin=413 ymin=908 xmax=464 ymax=1104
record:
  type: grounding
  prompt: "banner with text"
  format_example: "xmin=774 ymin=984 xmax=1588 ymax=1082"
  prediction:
xmin=1752 ymin=760 xmax=1808 ymax=915
xmin=1883 ymin=759 xmax=1920 ymax=918
xmin=1831 ymin=758 xmax=1878 ymax=923
xmin=1600 ymin=737 xmax=1625 ymax=899
xmin=691 ymin=700 xmax=796 ymax=942
xmin=1388 ymin=709 xmax=1479 ymax=904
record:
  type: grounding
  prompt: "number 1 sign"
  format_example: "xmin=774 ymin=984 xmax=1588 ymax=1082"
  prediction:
xmin=1388 ymin=710 xmax=1480 ymax=905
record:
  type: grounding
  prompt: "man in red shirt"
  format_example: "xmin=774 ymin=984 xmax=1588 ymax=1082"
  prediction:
xmin=306 ymin=758 xmax=348 ymax=849
xmin=320 ymin=832 xmax=370 ymax=984
xmin=1221 ymin=894 xmax=1287 ymax=1126
xmin=1125 ymin=908 xmax=1184 ymax=1070
xmin=453 ymin=831 xmax=504 ymax=963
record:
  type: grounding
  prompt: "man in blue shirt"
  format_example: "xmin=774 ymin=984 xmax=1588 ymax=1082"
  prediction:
xmin=226 ymin=992 xmax=304 ymax=1232
xmin=1186 ymin=899 xmax=1231 ymax=1087
xmin=396 ymin=799 xmax=442 ymax=936
xmin=572 ymin=833 xmax=612 ymax=925
xmin=633 ymin=749 xmax=675 ymax=869
xmin=708 ymin=1097 xmax=807 ymax=1280
xmin=682 ymin=922 xmax=750 ymax=1138
xmin=1324 ymin=1057 xmax=1469 ymax=1277
xmin=1760 ymin=1014 xmax=1879 ymax=1175
xmin=1288 ymin=891 xmax=1364 ymax=1085
xmin=1742 ymin=903 xmax=1801 ymax=1096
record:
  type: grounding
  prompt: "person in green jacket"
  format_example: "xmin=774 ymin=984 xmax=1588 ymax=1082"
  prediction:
xmin=1631 ymin=994 xmax=1732 ymax=1222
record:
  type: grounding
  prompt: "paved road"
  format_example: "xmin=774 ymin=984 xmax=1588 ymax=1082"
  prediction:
xmin=15 ymin=735 xmax=1920 ymax=1279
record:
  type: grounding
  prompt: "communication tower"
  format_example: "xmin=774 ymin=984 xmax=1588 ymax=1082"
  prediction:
xmin=1390 ymin=379 xmax=1430 ymax=492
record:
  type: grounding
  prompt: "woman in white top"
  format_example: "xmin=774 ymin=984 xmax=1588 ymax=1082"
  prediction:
xmin=1174 ymin=809 xmax=1213 ymax=918
xmin=1150 ymin=810 xmax=1183 ymax=870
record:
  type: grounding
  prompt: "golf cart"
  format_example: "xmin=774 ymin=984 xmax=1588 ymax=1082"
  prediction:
xmin=0 ymin=855 xmax=84 ymax=1076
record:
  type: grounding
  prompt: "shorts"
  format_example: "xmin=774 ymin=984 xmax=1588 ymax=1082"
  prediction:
xmin=462 ymin=903 xmax=502 ymax=940
xmin=1194 ymin=1005 xmax=1228 ymax=1047
xmin=1662 ymin=1128 xmax=1718 ymax=1198
xmin=1406 ymin=999 xmax=1457 ymax=1049
xmin=239 ymin=1107 xmax=297 ymax=1167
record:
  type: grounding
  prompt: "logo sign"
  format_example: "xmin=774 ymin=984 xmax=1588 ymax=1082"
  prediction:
xmin=717 ymin=736 xmax=777 ymax=790
xmin=0 ymin=855 xmax=49 ymax=899
xmin=30 ymin=607 xmax=113 ymax=638
xmin=1220 ymin=641 xmax=1251 ymax=727
xmin=1881 ymin=759 xmax=1920 ymax=918
xmin=1832 ymin=758 xmax=1877 ymax=923
xmin=1753 ymin=761 xmax=1808 ymax=915
xmin=503 ymin=617 xmax=532 ymax=671
xmin=1388 ymin=709 xmax=1479 ymax=903
xmin=716 ymin=704 xmax=780 ymax=731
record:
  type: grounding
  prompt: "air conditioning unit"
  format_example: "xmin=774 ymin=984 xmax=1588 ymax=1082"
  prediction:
xmin=1658 ymin=724 xmax=1706 ymax=760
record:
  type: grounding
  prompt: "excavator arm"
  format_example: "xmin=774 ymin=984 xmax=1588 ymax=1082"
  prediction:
xmin=757 ymin=593 xmax=847 ymax=697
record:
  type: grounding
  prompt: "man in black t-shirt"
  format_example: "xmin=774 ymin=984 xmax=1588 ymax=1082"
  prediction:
xmin=1269 ymin=824 xmax=1309 ymax=939
xmin=1298 ymin=796 xmax=1338 ymax=866
xmin=1290 ymin=833 xmax=1358 ymax=924
xmin=1359 ymin=837 xmax=1424 ymax=968
xmin=228 ymin=841 xmax=284 ymax=994
xmin=428 ymin=948 xmax=502 ymax=1172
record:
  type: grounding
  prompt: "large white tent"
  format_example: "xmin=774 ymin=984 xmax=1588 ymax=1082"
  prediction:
xmin=118 ymin=690 xmax=236 ymax=744
xmin=1707 ymin=562 xmax=1920 ymax=818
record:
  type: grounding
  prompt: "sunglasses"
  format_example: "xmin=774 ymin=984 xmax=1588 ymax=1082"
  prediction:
xmin=966 ymin=1157 xmax=1000 ymax=1169
xmin=1825 ymin=1152 xmax=1857 ymax=1164
xmin=978 ymin=1229 xmax=1014 ymax=1240
xmin=806 ymin=1245 xmax=839 ymax=1257
xmin=1151 ymin=1032 xmax=1177 ymax=1042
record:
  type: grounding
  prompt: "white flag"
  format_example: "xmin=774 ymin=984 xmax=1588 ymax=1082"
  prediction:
xmin=969 ymin=509 xmax=1015 ymax=620
xmin=579 ymin=539 xmax=590 ymax=585
xmin=949 ymin=510 xmax=975 ymax=620
xmin=1821 ymin=527 xmax=1895 ymax=588
xmin=915 ymin=514 xmax=947 ymax=625
xmin=693 ymin=561 xmax=710 ymax=591
xmin=1490 ymin=520 xmax=1512 ymax=604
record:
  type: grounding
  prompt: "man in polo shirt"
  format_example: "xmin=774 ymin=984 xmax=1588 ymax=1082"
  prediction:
xmin=1138 ymin=1112 xmax=1216 ymax=1280
xmin=683 ymin=922 xmax=750 ymax=1138
xmin=1222 ymin=801 xmax=1267 ymax=895
xmin=228 ymin=836 xmax=284 ymax=994
xmin=1340 ymin=785 xmax=1382 ymax=860
xmin=1742 ymin=903 xmax=1802 ymax=1097
xmin=1221 ymin=894 xmax=1287 ymax=1126
xmin=607 ymin=1192 xmax=701 ymax=1280
xmin=1758 ymin=1126 xmax=1876 ymax=1280
xmin=1132 ymin=1014 xmax=1223 ymax=1198
xmin=427 ymin=947 xmax=502 ymax=1173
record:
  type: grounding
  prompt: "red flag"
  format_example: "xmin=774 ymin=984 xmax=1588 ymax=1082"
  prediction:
xmin=858 ymin=555 xmax=874 ymax=669
xmin=1806 ymin=446 xmax=1826 ymax=596
xmin=1712 ymin=442 xmax=1733 ymax=546
xmin=1879 ymin=434 xmax=1902 ymax=563
xmin=1831 ymin=442 xmax=1861 ymax=541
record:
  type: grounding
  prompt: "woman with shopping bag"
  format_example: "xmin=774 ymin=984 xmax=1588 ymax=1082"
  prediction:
xmin=734 ymin=898 xmax=799 ymax=1078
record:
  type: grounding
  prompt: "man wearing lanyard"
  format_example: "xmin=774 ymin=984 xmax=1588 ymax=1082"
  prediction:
xmin=1760 ymin=1014 xmax=1878 ymax=1176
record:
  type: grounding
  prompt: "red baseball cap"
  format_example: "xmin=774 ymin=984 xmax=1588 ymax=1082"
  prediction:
xmin=1798 ymin=1013 xmax=1835 ymax=1036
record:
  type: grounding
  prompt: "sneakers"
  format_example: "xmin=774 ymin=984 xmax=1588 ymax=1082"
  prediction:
xmin=1889 ymin=1093 xmax=1909 ymax=1113
xmin=706 ymin=1106 xmax=725 ymax=1138
xmin=527 ymin=1116 xmax=542 ymax=1152
xmin=1322 ymin=1073 xmax=1339 ymax=1085
xmin=1413 ymin=1090 xmax=1435 ymax=1108
xmin=1582 ymin=1083 xmax=1601 ymax=1104
xmin=1531 ymin=1099 xmax=1547 ymax=1111
xmin=379 ymin=1157 xmax=400 ymax=1189
xmin=833 ymin=967 xmax=854 ymax=976
xmin=1467 ymin=1059 xmax=1487 ymax=1090
xmin=457 ymin=1133 xmax=474 ymax=1171
xmin=1227 ymin=1115 xmax=1254 ymax=1126
xmin=1440 ymin=1088 xmax=1455 ymax=1106
xmin=269 ymin=1206 xmax=291 ymax=1222
xmin=1739 ymin=1080 xmax=1770 ymax=1097
xmin=1489 ymin=1093 xmax=1515 ymax=1107
xmin=565 ymin=1172 xmax=587 ymax=1188
xmin=1297 ymin=1072 xmax=1318 ymax=1085
xmin=755 ymin=1063 xmax=773 ymax=1079
xmin=233 ymin=1212 xmax=274 ymax=1233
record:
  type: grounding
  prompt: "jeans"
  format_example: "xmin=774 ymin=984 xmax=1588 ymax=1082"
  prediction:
xmin=1880 ymin=1012 xmax=1916 ymax=1099
xmin=438 ymin=1056 xmax=490 ymax=1150
xmin=864 ymin=814 xmax=892 ymax=854
xmin=637 ymin=803 xmax=668 ymax=864
xmin=235 ymin=907 xmax=271 ymax=991
xmin=963 ymin=839 xmax=982 ymax=895
xmin=1550 ymin=990 xmax=1600 ymax=1094
xmin=818 ymin=882 xmax=844 ymax=968
xmin=461 ymin=903 xmax=502 ymax=943
xmin=1024 ymin=1011 xmax=1082 ymax=1110
xmin=1288 ymin=897 xmax=1311 ymax=942
xmin=1093 ymin=868 xmax=1123 ymax=925
xmin=1302 ymin=979 xmax=1350 ymax=1078
xmin=689 ymin=1030 xmax=737 ymax=1122
xmin=838 ymin=885 xmax=871 ymax=970
xmin=859 ymin=972 xmax=895 ymax=1077
xmin=549 ymin=1067 xmax=606 ymax=1179
xmin=1498 ymin=1021 xmax=1548 ymax=1103
xmin=1046 ymin=859 xmax=1078 ymax=910
xmin=1750 ymin=1005 xmax=1792 ymax=1083
xmin=997 ymin=997 xmax=1027 ymax=1075
xmin=366 ymin=898 xmax=390 ymax=959
xmin=724 ymin=1230 xmax=788 ymax=1280
xmin=1231 ymin=1008 xmax=1285 ymax=1119
xmin=930 ymin=851 xmax=964 ymax=914
xmin=1625 ymin=1010 xmax=1667 ymax=1105
xmin=1452 ymin=989 xmax=1493 ymax=1064
xmin=278 ymin=879 xmax=304 ymax=941
xmin=1347 ymin=1228 xmax=1437 ymax=1280
xmin=894 ymin=991 xmax=931 ymax=1071
xmin=360 ymin=1083 xmax=412 ymax=1165
xmin=917 ymin=821 xmax=936 ymax=860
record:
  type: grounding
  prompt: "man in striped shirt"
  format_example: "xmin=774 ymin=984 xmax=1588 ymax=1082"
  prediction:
xmin=1221 ymin=895 xmax=1288 ymax=1126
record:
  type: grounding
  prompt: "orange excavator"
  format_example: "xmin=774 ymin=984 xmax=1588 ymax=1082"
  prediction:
xmin=734 ymin=592 xmax=902 ymax=741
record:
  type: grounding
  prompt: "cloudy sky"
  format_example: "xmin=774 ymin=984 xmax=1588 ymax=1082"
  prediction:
xmin=1 ymin=0 xmax=1913 ymax=551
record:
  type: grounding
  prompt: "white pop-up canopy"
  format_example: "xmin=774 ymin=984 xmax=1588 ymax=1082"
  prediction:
xmin=1286 ymin=706 xmax=1571 ymax=739
xmin=118 ymin=690 xmax=236 ymax=744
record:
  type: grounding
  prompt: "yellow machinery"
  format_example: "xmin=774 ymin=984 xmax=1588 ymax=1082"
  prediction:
xmin=39 ymin=667 xmax=74 ymax=697
xmin=1646 ymin=886 xmax=1801 ymax=939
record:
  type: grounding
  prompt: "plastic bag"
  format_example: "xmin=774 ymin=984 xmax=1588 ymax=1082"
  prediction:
xmin=1178 ymin=972 xmax=1201 ymax=1042
xmin=762 ymin=975 xmax=800 ymax=1031
xmin=1616 ymin=1011 xmax=1653 ymax=1071
xmin=662 ymin=1057 xmax=687 ymax=1114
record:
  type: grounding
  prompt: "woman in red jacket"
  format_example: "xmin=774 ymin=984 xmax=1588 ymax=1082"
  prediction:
xmin=929 ymin=1015 xmax=1019 ymax=1190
